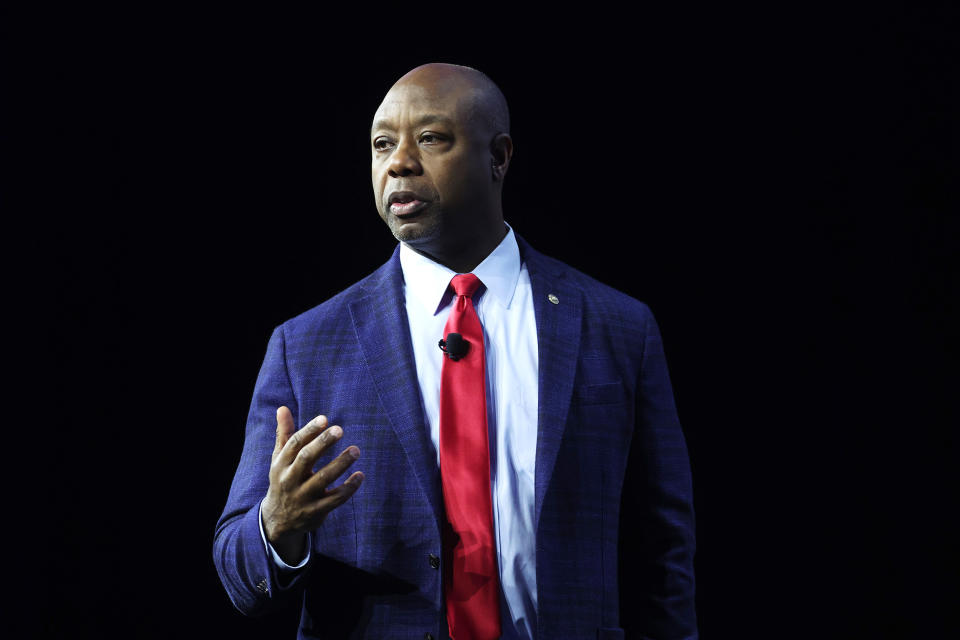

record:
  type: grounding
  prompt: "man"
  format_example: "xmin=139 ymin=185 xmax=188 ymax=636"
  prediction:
xmin=214 ymin=63 xmax=697 ymax=639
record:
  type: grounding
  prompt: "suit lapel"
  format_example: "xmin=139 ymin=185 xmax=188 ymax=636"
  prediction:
xmin=518 ymin=236 xmax=583 ymax=531
xmin=349 ymin=248 xmax=443 ymax=525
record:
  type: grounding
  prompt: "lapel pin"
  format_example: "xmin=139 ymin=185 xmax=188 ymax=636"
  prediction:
xmin=547 ymin=294 xmax=559 ymax=305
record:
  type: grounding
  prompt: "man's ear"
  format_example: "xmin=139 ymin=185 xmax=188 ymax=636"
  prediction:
xmin=490 ymin=133 xmax=513 ymax=182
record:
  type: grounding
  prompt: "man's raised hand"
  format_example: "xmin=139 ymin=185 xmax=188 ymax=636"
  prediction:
xmin=261 ymin=406 xmax=364 ymax=564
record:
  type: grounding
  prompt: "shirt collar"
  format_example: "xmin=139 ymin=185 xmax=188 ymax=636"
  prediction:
xmin=399 ymin=223 xmax=522 ymax=315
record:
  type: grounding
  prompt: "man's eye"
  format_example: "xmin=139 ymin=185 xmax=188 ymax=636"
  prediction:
xmin=420 ymin=133 xmax=444 ymax=144
xmin=373 ymin=138 xmax=394 ymax=150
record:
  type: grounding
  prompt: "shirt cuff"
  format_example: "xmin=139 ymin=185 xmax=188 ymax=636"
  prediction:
xmin=259 ymin=500 xmax=311 ymax=571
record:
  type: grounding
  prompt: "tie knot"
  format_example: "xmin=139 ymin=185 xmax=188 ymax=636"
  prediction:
xmin=450 ymin=273 xmax=482 ymax=299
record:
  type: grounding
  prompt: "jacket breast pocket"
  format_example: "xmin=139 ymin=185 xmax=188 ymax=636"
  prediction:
xmin=575 ymin=381 xmax=625 ymax=406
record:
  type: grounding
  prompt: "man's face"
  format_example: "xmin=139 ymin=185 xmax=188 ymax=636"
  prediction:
xmin=371 ymin=78 xmax=495 ymax=256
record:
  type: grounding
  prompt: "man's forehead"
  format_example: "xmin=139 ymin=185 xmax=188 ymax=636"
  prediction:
xmin=373 ymin=82 xmax=472 ymax=127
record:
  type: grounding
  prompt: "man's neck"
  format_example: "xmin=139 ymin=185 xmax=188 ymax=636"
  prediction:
xmin=407 ymin=223 xmax=509 ymax=273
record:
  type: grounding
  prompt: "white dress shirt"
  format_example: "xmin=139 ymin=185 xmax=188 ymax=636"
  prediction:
xmin=263 ymin=225 xmax=539 ymax=639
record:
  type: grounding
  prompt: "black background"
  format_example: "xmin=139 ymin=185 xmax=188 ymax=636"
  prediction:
xmin=21 ymin=3 xmax=956 ymax=638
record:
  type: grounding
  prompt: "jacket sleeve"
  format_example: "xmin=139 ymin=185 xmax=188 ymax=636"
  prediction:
xmin=623 ymin=306 xmax=698 ymax=639
xmin=212 ymin=324 xmax=312 ymax=615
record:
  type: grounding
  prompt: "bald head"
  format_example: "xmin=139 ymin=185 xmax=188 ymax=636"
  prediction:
xmin=389 ymin=63 xmax=510 ymax=139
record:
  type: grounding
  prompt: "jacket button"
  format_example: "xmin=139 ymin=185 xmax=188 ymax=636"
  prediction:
xmin=424 ymin=634 xmax=434 ymax=640
xmin=428 ymin=553 xmax=440 ymax=570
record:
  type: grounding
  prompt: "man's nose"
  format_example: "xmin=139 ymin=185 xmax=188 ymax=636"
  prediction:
xmin=387 ymin=138 xmax=423 ymax=178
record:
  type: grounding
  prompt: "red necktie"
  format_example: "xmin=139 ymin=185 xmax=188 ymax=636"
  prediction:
xmin=439 ymin=273 xmax=501 ymax=640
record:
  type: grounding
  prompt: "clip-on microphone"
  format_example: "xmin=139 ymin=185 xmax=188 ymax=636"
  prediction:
xmin=438 ymin=333 xmax=468 ymax=361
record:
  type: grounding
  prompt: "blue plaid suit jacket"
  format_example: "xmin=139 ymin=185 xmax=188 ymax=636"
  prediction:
xmin=214 ymin=235 xmax=697 ymax=640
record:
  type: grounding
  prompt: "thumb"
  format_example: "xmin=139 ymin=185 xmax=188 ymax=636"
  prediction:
xmin=274 ymin=406 xmax=295 ymax=456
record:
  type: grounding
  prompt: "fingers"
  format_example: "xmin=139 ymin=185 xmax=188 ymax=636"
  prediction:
xmin=315 ymin=471 xmax=365 ymax=511
xmin=291 ymin=424 xmax=344 ymax=477
xmin=302 ymin=445 xmax=361 ymax=495
xmin=275 ymin=411 xmax=360 ymax=487
xmin=291 ymin=471 xmax=365 ymax=534
xmin=276 ymin=413 xmax=331 ymax=467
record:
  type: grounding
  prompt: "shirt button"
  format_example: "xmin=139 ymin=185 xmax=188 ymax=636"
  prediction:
xmin=428 ymin=553 xmax=440 ymax=570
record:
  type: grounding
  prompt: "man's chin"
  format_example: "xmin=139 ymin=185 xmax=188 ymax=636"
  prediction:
xmin=387 ymin=216 xmax=439 ymax=245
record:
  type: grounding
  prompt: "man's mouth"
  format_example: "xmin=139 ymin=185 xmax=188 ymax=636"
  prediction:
xmin=388 ymin=192 xmax=430 ymax=217
xmin=390 ymin=199 xmax=428 ymax=216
